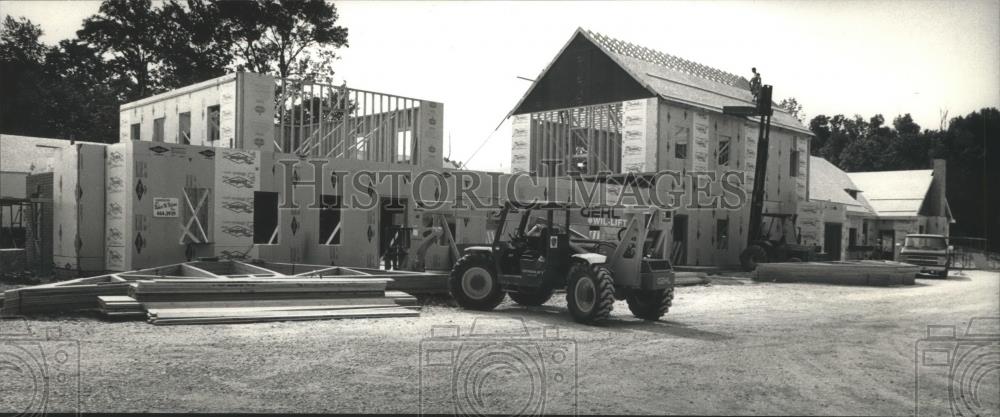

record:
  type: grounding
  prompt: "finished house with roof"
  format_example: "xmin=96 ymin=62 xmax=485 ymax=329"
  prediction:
xmin=803 ymin=157 xmax=952 ymax=261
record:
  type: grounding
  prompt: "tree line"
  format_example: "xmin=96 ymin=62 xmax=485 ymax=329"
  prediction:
xmin=0 ymin=0 xmax=348 ymax=142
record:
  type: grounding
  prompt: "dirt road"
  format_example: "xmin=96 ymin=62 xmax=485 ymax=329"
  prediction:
xmin=2 ymin=270 xmax=997 ymax=415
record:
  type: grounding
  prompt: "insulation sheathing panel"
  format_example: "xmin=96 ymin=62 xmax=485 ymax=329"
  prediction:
xmin=105 ymin=143 xmax=131 ymax=270
xmin=620 ymin=98 xmax=658 ymax=173
xmin=416 ymin=101 xmax=444 ymax=169
xmin=237 ymin=73 xmax=277 ymax=152
xmin=213 ymin=148 xmax=260 ymax=262
xmin=510 ymin=114 xmax=532 ymax=174
xmin=53 ymin=144 xmax=107 ymax=273
xmin=133 ymin=143 xmax=217 ymax=269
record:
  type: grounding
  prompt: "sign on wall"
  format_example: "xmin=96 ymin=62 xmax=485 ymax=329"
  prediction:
xmin=153 ymin=197 xmax=179 ymax=218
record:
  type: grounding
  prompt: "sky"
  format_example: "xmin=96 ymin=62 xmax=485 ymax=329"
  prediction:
xmin=2 ymin=0 xmax=998 ymax=172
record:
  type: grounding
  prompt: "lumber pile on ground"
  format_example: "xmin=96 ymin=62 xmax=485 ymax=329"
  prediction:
xmin=294 ymin=266 xmax=449 ymax=294
xmin=753 ymin=261 xmax=918 ymax=286
xmin=97 ymin=295 xmax=145 ymax=318
xmin=2 ymin=260 xmax=434 ymax=325
xmin=674 ymin=272 xmax=708 ymax=286
xmin=2 ymin=275 xmax=131 ymax=315
xmin=131 ymin=278 xmax=417 ymax=325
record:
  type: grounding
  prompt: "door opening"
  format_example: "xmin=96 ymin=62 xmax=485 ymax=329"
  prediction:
xmin=671 ymin=214 xmax=688 ymax=266
xmin=379 ymin=197 xmax=409 ymax=270
xmin=824 ymin=223 xmax=843 ymax=260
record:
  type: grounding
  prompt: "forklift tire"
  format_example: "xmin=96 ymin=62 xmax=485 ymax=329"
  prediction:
xmin=509 ymin=287 xmax=554 ymax=306
xmin=740 ymin=245 xmax=768 ymax=271
xmin=626 ymin=287 xmax=674 ymax=321
xmin=566 ymin=263 xmax=615 ymax=324
xmin=449 ymin=253 xmax=505 ymax=311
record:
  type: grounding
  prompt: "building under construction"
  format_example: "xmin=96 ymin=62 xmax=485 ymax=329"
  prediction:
xmin=508 ymin=29 xmax=813 ymax=267
xmin=2 ymin=28 xmax=953 ymax=277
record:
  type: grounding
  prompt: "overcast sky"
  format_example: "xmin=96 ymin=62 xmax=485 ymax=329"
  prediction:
xmin=2 ymin=0 xmax=998 ymax=172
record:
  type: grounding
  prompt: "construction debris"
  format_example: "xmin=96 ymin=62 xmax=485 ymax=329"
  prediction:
xmin=2 ymin=260 xmax=441 ymax=325
xmin=752 ymin=260 xmax=919 ymax=286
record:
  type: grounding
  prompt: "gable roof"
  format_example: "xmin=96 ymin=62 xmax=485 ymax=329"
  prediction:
xmin=847 ymin=169 xmax=935 ymax=218
xmin=509 ymin=28 xmax=811 ymax=135
xmin=809 ymin=156 xmax=874 ymax=215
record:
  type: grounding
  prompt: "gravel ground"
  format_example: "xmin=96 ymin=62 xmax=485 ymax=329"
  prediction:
xmin=1 ymin=270 xmax=997 ymax=415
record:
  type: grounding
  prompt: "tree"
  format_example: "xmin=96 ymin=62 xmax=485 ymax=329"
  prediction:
xmin=0 ymin=16 xmax=49 ymax=136
xmin=77 ymin=0 xmax=166 ymax=100
xmin=893 ymin=113 xmax=920 ymax=136
xmin=942 ymin=108 xmax=999 ymax=245
xmin=779 ymin=97 xmax=805 ymax=123
xmin=41 ymin=39 xmax=121 ymax=141
xmin=216 ymin=0 xmax=348 ymax=82
xmin=157 ymin=0 xmax=234 ymax=88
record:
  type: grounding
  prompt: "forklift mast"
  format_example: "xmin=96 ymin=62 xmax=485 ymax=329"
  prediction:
xmin=723 ymin=83 xmax=774 ymax=247
xmin=746 ymin=84 xmax=773 ymax=246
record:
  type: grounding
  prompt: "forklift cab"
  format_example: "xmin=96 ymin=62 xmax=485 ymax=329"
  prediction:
xmin=510 ymin=204 xmax=572 ymax=288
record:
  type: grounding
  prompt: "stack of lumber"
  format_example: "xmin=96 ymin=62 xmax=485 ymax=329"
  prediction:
xmin=128 ymin=278 xmax=417 ymax=325
xmin=753 ymin=261 xmax=918 ymax=286
xmin=297 ymin=267 xmax=449 ymax=294
xmin=2 ymin=260 xmax=436 ymax=324
xmin=128 ymin=278 xmax=389 ymax=301
xmin=674 ymin=272 xmax=708 ymax=286
xmin=2 ymin=275 xmax=131 ymax=315
xmin=386 ymin=290 xmax=418 ymax=306
xmin=97 ymin=295 xmax=145 ymax=318
xmin=148 ymin=304 xmax=417 ymax=325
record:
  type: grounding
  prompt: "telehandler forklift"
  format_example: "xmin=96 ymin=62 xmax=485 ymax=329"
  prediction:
xmin=449 ymin=201 xmax=675 ymax=324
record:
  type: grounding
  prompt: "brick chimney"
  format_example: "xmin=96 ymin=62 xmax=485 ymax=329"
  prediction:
xmin=932 ymin=159 xmax=947 ymax=217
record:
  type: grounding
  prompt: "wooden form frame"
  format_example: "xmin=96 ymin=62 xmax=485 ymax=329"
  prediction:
xmin=275 ymin=79 xmax=424 ymax=163
xmin=1 ymin=260 xmax=449 ymax=315
xmin=530 ymin=102 xmax=624 ymax=176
